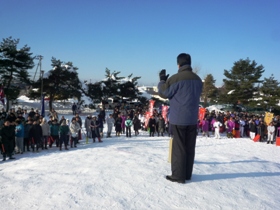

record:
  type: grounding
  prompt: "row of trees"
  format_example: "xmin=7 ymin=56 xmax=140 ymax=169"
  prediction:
xmin=201 ymin=58 xmax=280 ymax=113
xmin=1 ymin=36 xmax=280 ymax=113
xmin=0 ymin=37 xmax=144 ymax=111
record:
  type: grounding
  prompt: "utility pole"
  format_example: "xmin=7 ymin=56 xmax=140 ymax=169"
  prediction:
xmin=40 ymin=70 xmax=45 ymax=117
xmin=33 ymin=55 xmax=43 ymax=81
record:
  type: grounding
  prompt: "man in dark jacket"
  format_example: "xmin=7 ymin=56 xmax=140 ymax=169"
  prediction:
xmin=158 ymin=53 xmax=203 ymax=183
xmin=148 ymin=115 xmax=156 ymax=137
xmin=0 ymin=120 xmax=16 ymax=161
xmin=29 ymin=120 xmax=43 ymax=152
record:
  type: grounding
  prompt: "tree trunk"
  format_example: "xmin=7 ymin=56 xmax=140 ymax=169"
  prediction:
xmin=49 ymin=94 xmax=54 ymax=111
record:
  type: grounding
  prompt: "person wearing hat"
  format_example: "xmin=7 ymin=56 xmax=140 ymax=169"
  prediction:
xmin=158 ymin=53 xmax=203 ymax=183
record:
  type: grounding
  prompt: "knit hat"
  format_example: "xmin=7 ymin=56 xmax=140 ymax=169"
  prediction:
xmin=177 ymin=53 xmax=191 ymax=66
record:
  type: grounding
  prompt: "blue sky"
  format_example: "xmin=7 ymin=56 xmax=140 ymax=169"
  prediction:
xmin=1 ymin=0 xmax=279 ymax=86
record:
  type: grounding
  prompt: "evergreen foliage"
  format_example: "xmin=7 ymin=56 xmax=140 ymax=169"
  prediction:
xmin=0 ymin=37 xmax=34 ymax=111
xmin=221 ymin=58 xmax=265 ymax=105
xmin=201 ymin=74 xmax=217 ymax=106
xmin=259 ymin=74 xmax=280 ymax=112
xmin=28 ymin=57 xmax=82 ymax=110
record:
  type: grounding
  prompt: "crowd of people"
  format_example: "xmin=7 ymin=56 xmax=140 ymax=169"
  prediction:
xmin=0 ymin=107 xmax=89 ymax=161
xmin=0 ymin=103 xmax=170 ymax=162
xmin=1 ymin=103 xmax=280 ymax=162
xmin=198 ymin=109 xmax=280 ymax=143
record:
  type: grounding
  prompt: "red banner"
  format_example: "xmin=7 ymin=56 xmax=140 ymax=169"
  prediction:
xmin=145 ymin=100 xmax=155 ymax=128
xmin=161 ymin=105 xmax=168 ymax=123
xmin=198 ymin=107 xmax=206 ymax=122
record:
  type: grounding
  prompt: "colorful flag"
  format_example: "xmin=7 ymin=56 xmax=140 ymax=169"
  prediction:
xmin=41 ymin=95 xmax=45 ymax=117
xmin=264 ymin=112 xmax=274 ymax=125
xmin=145 ymin=100 xmax=155 ymax=128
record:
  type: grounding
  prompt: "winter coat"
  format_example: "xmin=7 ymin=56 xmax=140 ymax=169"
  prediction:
xmin=210 ymin=118 xmax=216 ymax=131
xmin=50 ymin=123 xmax=60 ymax=136
xmin=121 ymin=116 xmax=127 ymax=129
xmin=59 ymin=125 xmax=70 ymax=135
xmin=158 ymin=65 xmax=203 ymax=125
xmin=106 ymin=117 xmax=115 ymax=126
xmin=227 ymin=120 xmax=235 ymax=133
xmin=234 ymin=120 xmax=240 ymax=130
xmin=70 ymin=122 xmax=80 ymax=137
xmin=0 ymin=125 xmax=15 ymax=153
xmin=125 ymin=119 xmax=133 ymax=127
xmin=98 ymin=117 xmax=104 ymax=128
xmin=75 ymin=117 xmax=82 ymax=127
xmin=112 ymin=111 xmax=119 ymax=120
xmin=84 ymin=117 xmax=92 ymax=132
xmin=41 ymin=123 xmax=50 ymax=136
xmin=6 ymin=113 xmax=17 ymax=123
xmin=29 ymin=124 xmax=43 ymax=140
xmin=157 ymin=118 xmax=165 ymax=132
xmin=15 ymin=123 xmax=24 ymax=138
xmin=267 ymin=125 xmax=275 ymax=135
xmin=24 ymin=122 xmax=32 ymax=138
xmin=148 ymin=118 xmax=156 ymax=132
xmin=133 ymin=117 xmax=141 ymax=131
xmin=115 ymin=117 xmax=122 ymax=132
xmin=249 ymin=122 xmax=257 ymax=133
xmin=201 ymin=120 xmax=209 ymax=132
xmin=213 ymin=121 xmax=222 ymax=130
xmin=90 ymin=119 xmax=100 ymax=138
xmin=99 ymin=110 xmax=106 ymax=120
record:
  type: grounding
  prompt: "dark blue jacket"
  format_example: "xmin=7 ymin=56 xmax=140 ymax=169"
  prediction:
xmin=158 ymin=65 xmax=203 ymax=126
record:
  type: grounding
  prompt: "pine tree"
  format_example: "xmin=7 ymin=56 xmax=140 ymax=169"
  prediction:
xmin=0 ymin=37 xmax=34 ymax=110
xmin=201 ymin=74 xmax=217 ymax=106
xmin=118 ymin=73 xmax=142 ymax=101
xmin=28 ymin=57 xmax=82 ymax=111
xmin=102 ymin=68 xmax=124 ymax=101
xmin=259 ymin=74 xmax=280 ymax=112
xmin=221 ymin=58 xmax=264 ymax=106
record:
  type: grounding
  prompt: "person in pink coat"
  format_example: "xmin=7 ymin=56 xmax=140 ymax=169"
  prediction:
xmin=121 ymin=113 xmax=127 ymax=134
xmin=201 ymin=117 xmax=210 ymax=137
xmin=226 ymin=117 xmax=235 ymax=138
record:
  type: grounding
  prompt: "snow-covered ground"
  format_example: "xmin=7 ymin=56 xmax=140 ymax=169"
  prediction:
xmin=1 ymin=97 xmax=280 ymax=209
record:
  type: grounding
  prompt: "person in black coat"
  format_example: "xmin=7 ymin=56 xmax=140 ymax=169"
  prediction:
xmin=157 ymin=115 xmax=166 ymax=137
xmin=0 ymin=120 xmax=16 ymax=161
xmin=29 ymin=120 xmax=43 ymax=152
xmin=24 ymin=119 xmax=33 ymax=152
xmin=90 ymin=116 xmax=102 ymax=142
xmin=99 ymin=107 xmax=106 ymax=123
xmin=114 ymin=114 xmax=122 ymax=136
xmin=148 ymin=115 xmax=156 ymax=137
xmin=157 ymin=53 xmax=203 ymax=183
xmin=133 ymin=115 xmax=141 ymax=136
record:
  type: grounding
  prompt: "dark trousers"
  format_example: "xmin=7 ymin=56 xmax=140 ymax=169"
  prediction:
xmin=71 ymin=137 xmax=78 ymax=147
xmin=171 ymin=124 xmax=197 ymax=180
xmin=59 ymin=134 xmax=69 ymax=147
xmin=126 ymin=126 xmax=131 ymax=137
xmin=24 ymin=137 xmax=30 ymax=151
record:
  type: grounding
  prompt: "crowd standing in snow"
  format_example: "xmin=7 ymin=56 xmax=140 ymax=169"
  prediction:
xmin=1 ymin=101 xmax=280 ymax=162
xmin=197 ymin=109 xmax=280 ymax=143
xmin=0 ymin=103 xmax=167 ymax=161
